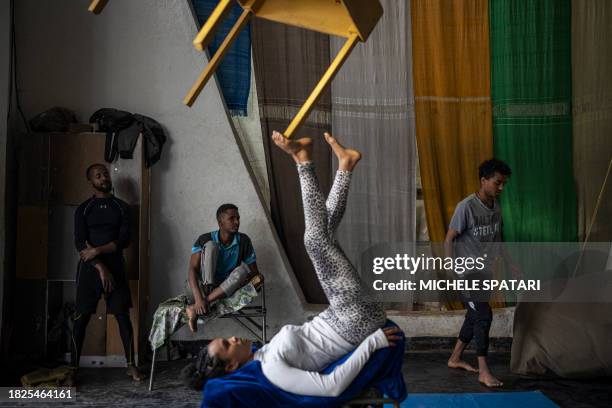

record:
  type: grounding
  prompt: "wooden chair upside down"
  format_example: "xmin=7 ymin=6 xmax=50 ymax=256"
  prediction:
xmin=89 ymin=0 xmax=383 ymax=138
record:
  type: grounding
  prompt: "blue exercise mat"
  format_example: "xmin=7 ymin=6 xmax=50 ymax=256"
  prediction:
xmin=393 ymin=391 xmax=558 ymax=408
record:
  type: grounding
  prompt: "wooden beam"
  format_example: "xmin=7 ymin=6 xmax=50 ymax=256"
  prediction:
xmin=138 ymin=140 xmax=151 ymax=361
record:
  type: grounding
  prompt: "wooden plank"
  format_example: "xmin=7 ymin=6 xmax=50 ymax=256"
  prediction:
xmin=17 ymin=133 xmax=49 ymax=206
xmin=137 ymin=145 xmax=151 ymax=356
xmin=16 ymin=206 xmax=48 ymax=279
xmin=240 ymin=0 xmax=354 ymax=38
xmin=88 ymin=0 xmax=109 ymax=14
xmin=81 ymin=298 xmax=107 ymax=357
xmin=47 ymin=206 xmax=80 ymax=280
xmin=49 ymin=132 xmax=106 ymax=206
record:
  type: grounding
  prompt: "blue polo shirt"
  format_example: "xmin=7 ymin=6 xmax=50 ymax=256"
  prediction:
xmin=191 ymin=230 xmax=256 ymax=282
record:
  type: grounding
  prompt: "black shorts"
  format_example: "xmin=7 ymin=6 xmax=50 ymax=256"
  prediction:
xmin=75 ymin=255 xmax=132 ymax=315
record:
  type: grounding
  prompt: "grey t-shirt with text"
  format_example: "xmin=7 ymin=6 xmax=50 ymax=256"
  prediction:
xmin=449 ymin=193 xmax=503 ymax=272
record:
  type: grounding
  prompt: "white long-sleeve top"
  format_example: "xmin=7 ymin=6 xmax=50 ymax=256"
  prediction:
xmin=253 ymin=316 xmax=389 ymax=397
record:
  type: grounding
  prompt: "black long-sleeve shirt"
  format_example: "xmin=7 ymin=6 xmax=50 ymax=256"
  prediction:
xmin=74 ymin=196 xmax=131 ymax=265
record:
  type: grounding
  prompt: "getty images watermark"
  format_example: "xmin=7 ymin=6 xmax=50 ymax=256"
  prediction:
xmin=357 ymin=242 xmax=612 ymax=303
xmin=371 ymin=253 xmax=540 ymax=292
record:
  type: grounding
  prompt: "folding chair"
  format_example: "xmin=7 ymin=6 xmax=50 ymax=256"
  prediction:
xmin=148 ymin=279 xmax=266 ymax=391
xmin=218 ymin=278 xmax=267 ymax=344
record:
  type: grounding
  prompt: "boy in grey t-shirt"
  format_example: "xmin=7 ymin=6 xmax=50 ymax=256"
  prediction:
xmin=445 ymin=159 xmax=511 ymax=387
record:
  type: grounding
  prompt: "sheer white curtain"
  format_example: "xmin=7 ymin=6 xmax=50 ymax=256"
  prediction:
xmin=331 ymin=0 xmax=417 ymax=308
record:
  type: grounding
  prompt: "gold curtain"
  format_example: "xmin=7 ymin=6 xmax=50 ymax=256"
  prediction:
xmin=411 ymin=0 xmax=502 ymax=308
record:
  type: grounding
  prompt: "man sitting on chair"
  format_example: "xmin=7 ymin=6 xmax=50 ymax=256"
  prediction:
xmin=185 ymin=204 xmax=260 ymax=332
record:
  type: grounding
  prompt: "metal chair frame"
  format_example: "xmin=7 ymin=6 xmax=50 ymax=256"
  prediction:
xmin=148 ymin=282 xmax=267 ymax=391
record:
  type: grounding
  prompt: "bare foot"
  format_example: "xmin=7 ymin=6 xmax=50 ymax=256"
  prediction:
xmin=186 ymin=306 xmax=198 ymax=333
xmin=478 ymin=371 xmax=503 ymax=387
xmin=448 ymin=358 xmax=479 ymax=372
xmin=271 ymin=131 xmax=313 ymax=164
xmin=126 ymin=365 xmax=145 ymax=382
xmin=250 ymin=274 xmax=264 ymax=290
xmin=323 ymin=132 xmax=361 ymax=171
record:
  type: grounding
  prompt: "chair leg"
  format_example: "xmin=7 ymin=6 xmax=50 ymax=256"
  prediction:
xmin=88 ymin=0 xmax=109 ymax=14
xmin=283 ymin=33 xmax=360 ymax=138
xmin=148 ymin=347 xmax=156 ymax=392
xmin=184 ymin=8 xmax=252 ymax=106
xmin=192 ymin=0 xmax=233 ymax=51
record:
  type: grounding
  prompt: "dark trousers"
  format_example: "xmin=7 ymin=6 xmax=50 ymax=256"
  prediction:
xmin=72 ymin=257 xmax=134 ymax=367
xmin=458 ymin=301 xmax=492 ymax=357
xmin=72 ymin=312 xmax=135 ymax=367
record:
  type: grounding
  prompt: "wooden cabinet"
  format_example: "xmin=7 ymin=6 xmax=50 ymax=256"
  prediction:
xmin=14 ymin=132 xmax=150 ymax=366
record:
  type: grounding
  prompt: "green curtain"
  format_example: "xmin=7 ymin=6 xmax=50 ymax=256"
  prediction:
xmin=489 ymin=0 xmax=576 ymax=242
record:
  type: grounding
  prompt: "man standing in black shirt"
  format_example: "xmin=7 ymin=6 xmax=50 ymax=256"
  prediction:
xmin=73 ymin=163 xmax=143 ymax=381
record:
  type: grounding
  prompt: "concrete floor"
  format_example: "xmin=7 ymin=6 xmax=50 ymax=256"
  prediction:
xmin=2 ymin=352 xmax=610 ymax=407
xmin=404 ymin=352 xmax=611 ymax=408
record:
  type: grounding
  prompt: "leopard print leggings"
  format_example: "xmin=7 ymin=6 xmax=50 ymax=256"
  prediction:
xmin=297 ymin=162 xmax=386 ymax=345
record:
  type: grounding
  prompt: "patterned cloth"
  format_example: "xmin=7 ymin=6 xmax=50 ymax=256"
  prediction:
xmin=148 ymin=283 xmax=258 ymax=350
xmin=192 ymin=0 xmax=251 ymax=116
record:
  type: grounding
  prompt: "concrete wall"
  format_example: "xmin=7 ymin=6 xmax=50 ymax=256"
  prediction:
xmin=0 ymin=1 xmax=10 ymax=336
xmin=231 ymin=60 xmax=270 ymax=207
xmin=14 ymin=0 xmax=308 ymax=339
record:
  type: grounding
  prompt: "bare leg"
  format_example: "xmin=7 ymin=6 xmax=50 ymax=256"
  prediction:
xmin=478 ymin=357 xmax=503 ymax=387
xmin=185 ymin=265 xmax=258 ymax=333
xmin=447 ymin=339 xmax=478 ymax=372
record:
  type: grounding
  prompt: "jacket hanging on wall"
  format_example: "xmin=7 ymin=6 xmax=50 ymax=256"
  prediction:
xmin=89 ymin=108 xmax=134 ymax=162
xmin=89 ymin=109 xmax=167 ymax=167
xmin=128 ymin=114 xmax=167 ymax=168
